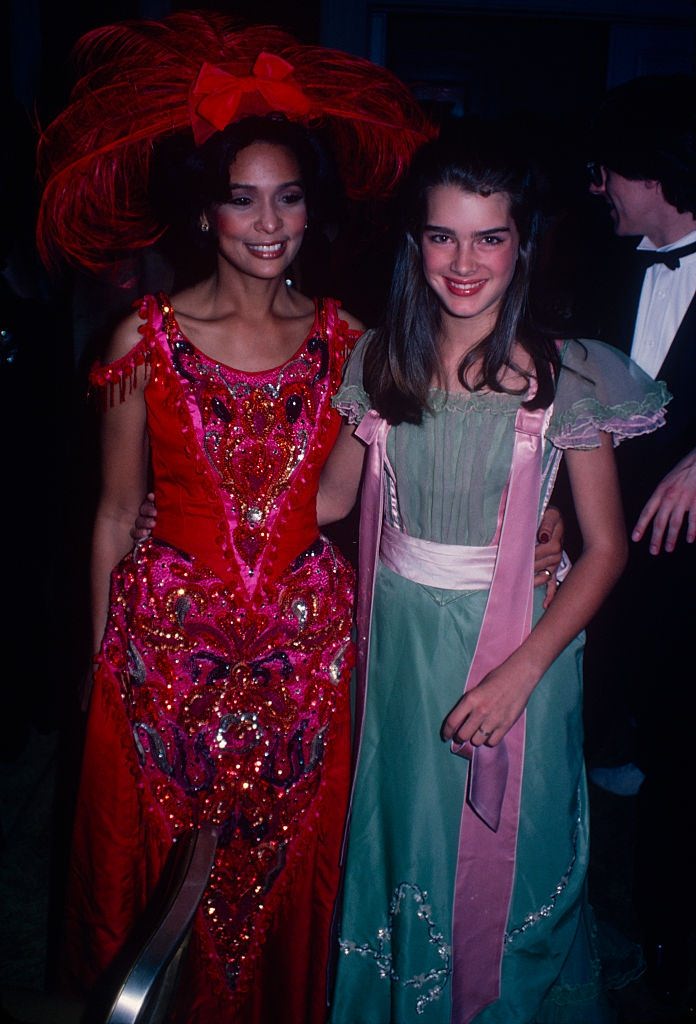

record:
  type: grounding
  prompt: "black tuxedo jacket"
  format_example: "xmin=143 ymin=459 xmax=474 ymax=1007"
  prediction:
xmin=573 ymin=239 xmax=696 ymax=529
xmin=574 ymin=238 xmax=695 ymax=757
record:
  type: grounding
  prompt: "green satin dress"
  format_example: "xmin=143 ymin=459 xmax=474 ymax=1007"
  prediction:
xmin=328 ymin=337 xmax=669 ymax=1024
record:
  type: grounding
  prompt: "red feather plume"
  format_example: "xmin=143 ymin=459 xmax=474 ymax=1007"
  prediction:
xmin=36 ymin=10 xmax=436 ymax=277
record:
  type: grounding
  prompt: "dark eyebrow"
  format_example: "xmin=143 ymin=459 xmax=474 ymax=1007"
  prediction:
xmin=228 ymin=179 xmax=304 ymax=190
xmin=423 ymin=224 xmax=512 ymax=236
xmin=474 ymin=226 xmax=511 ymax=236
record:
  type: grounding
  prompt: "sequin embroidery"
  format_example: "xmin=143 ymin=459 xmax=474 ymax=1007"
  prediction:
xmin=338 ymin=882 xmax=451 ymax=1014
xmin=90 ymin=296 xmax=358 ymax=1008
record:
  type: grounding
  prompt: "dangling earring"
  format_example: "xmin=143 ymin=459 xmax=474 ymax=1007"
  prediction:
xmin=200 ymin=216 xmax=210 ymax=233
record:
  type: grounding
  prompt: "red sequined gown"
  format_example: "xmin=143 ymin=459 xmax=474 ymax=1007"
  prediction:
xmin=65 ymin=294 xmax=358 ymax=1023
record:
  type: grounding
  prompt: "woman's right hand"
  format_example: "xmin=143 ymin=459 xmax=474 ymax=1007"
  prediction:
xmin=131 ymin=491 xmax=157 ymax=540
xmin=534 ymin=505 xmax=565 ymax=607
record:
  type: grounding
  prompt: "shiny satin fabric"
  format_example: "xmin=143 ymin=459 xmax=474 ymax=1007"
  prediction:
xmin=352 ymin=405 xmax=544 ymax=1023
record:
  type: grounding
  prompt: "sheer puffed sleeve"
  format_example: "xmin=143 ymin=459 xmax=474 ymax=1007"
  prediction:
xmin=547 ymin=338 xmax=671 ymax=450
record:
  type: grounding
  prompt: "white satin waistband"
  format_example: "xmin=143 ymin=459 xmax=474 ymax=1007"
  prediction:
xmin=379 ymin=521 xmax=496 ymax=590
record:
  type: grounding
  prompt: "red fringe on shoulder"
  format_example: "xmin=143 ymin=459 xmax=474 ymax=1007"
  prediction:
xmin=89 ymin=343 xmax=152 ymax=410
xmin=88 ymin=294 xmax=162 ymax=408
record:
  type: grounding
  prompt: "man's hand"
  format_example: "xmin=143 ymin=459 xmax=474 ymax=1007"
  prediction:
xmin=632 ymin=450 xmax=696 ymax=554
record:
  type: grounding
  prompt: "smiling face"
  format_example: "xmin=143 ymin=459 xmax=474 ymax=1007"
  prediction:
xmin=421 ymin=185 xmax=519 ymax=336
xmin=210 ymin=141 xmax=307 ymax=279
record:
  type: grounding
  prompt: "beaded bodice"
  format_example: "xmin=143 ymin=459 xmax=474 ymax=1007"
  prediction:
xmin=91 ymin=293 xmax=360 ymax=599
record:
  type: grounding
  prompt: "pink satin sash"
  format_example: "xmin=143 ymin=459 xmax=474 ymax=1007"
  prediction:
xmin=380 ymin=522 xmax=497 ymax=590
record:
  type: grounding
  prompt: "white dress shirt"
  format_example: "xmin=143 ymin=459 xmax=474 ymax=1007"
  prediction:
xmin=631 ymin=228 xmax=696 ymax=379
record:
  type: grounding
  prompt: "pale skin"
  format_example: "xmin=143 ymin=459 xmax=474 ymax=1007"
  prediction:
xmin=91 ymin=140 xmax=364 ymax=655
xmin=319 ymin=185 xmax=628 ymax=750
xmin=590 ymin=166 xmax=696 ymax=553
xmin=631 ymin=450 xmax=696 ymax=552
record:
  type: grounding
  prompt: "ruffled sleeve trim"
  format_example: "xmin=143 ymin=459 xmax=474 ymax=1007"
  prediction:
xmin=332 ymin=329 xmax=373 ymax=425
xmin=548 ymin=338 xmax=672 ymax=449
xmin=334 ymin=383 xmax=373 ymax=425
xmin=88 ymin=295 xmax=160 ymax=407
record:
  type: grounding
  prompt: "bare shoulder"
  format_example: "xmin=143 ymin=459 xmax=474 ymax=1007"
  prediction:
xmin=104 ymin=307 xmax=146 ymax=362
xmin=169 ymin=281 xmax=206 ymax=316
xmin=339 ymin=306 xmax=367 ymax=333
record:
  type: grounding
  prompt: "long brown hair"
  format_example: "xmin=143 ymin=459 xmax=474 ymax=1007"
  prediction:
xmin=364 ymin=123 xmax=561 ymax=424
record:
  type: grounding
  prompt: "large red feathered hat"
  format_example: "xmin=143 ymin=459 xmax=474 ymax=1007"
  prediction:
xmin=36 ymin=10 xmax=436 ymax=276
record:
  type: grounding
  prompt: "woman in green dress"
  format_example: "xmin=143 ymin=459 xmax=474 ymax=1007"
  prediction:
xmin=319 ymin=127 xmax=669 ymax=1023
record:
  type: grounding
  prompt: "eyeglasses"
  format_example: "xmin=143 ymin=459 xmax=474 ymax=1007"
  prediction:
xmin=586 ymin=161 xmax=605 ymax=188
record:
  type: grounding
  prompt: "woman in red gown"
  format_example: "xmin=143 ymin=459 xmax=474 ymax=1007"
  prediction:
xmin=36 ymin=13 xmax=433 ymax=1021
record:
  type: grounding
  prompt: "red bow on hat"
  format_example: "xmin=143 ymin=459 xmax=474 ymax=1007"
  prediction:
xmin=189 ymin=53 xmax=311 ymax=144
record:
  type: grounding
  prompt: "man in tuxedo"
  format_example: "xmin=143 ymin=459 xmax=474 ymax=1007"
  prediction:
xmin=579 ymin=73 xmax=696 ymax=1008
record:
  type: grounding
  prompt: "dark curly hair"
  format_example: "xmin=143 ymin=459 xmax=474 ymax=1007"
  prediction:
xmin=149 ymin=113 xmax=344 ymax=277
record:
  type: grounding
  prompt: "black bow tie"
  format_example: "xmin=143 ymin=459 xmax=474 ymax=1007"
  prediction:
xmin=636 ymin=239 xmax=696 ymax=270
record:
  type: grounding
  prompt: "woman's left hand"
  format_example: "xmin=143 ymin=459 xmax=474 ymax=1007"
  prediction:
xmin=441 ymin=661 xmax=536 ymax=748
